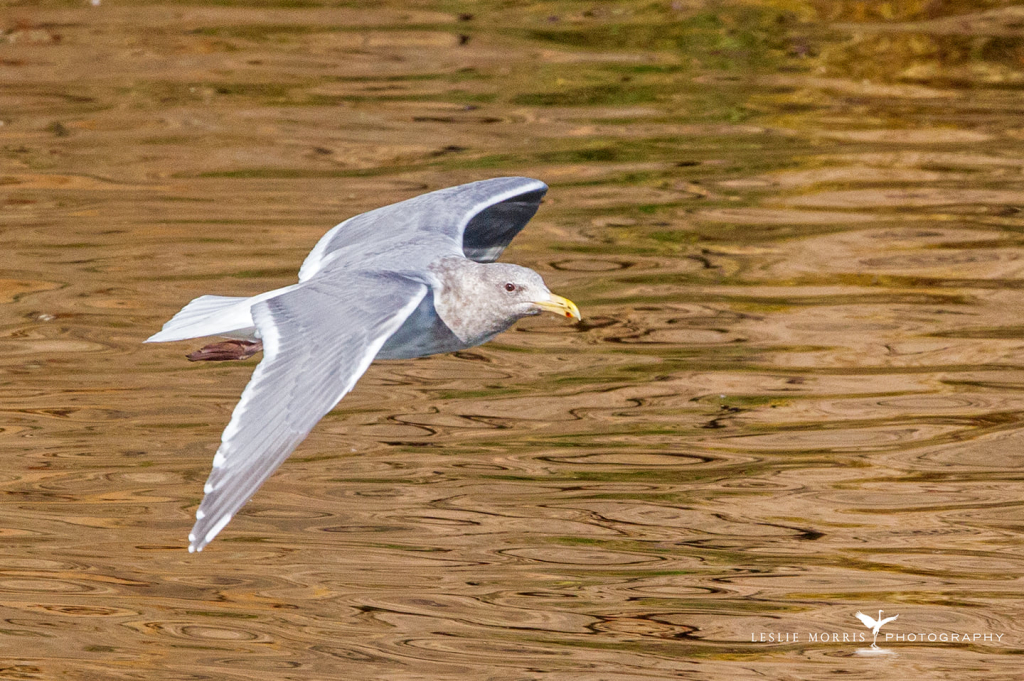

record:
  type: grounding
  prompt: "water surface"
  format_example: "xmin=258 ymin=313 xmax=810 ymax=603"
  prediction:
xmin=3 ymin=1 xmax=1024 ymax=678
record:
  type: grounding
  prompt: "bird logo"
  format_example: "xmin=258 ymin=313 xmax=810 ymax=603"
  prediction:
xmin=855 ymin=610 xmax=899 ymax=648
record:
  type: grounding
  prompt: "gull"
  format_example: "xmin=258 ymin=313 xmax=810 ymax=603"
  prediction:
xmin=146 ymin=177 xmax=581 ymax=552
xmin=855 ymin=610 xmax=899 ymax=647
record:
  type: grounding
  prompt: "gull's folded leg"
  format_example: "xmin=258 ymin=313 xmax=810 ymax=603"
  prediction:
xmin=187 ymin=340 xmax=263 ymax=362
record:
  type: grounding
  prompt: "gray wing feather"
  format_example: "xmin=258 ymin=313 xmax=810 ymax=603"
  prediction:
xmin=298 ymin=177 xmax=547 ymax=281
xmin=188 ymin=273 xmax=427 ymax=552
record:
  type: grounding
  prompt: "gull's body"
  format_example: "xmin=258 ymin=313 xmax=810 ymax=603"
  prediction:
xmin=855 ymin=610 xmax=898 ymax=647
xmin=146 ymin=177 xmax=580 ymax=552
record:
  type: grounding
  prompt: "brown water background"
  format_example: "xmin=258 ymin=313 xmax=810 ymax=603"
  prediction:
xmin=3 ymin=1 xmax=1024 ymax=678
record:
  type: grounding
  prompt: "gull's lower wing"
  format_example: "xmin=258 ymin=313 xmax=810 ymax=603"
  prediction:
xmin=188 ymin=273 xmax=427 ymax=552
xmin=298 ymin=177 xmax=547 ymax=281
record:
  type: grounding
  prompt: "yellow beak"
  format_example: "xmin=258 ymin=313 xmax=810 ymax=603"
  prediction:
xmin=534 ymin=293 xmax=581 ymax=321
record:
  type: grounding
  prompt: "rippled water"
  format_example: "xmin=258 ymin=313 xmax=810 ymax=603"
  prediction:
xmin=3 ymin=1 xmax=1024 ymax=678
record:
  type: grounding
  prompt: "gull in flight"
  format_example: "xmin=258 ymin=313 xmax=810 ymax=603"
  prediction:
xmin=146 ymin=177 xmax=581 ymax=552
xmin=855 ymin=610 xmax=899 ymax=647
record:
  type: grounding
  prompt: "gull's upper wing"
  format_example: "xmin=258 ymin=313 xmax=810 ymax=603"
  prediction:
xmin=298 ymin=177 xmax=547 ymax=281
xmin=855 ymin=612 xmax=876 ymax=628
xmin=188 ymin=272 xmax=427 ymax=552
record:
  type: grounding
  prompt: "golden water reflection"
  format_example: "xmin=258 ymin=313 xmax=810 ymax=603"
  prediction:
xmin=2 ymin=1 xmax=1024 ymax=678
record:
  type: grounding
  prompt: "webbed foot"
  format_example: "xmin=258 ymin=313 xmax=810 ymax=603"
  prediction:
xmin=187 ymin=340 xmax=263 ymax=361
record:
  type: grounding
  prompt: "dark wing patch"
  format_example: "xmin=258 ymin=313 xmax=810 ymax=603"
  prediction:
xmin=460 ymin=186 xmax=546 ymax=263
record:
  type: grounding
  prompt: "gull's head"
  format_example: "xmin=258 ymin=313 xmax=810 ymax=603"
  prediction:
xmin=483 ymin=263 xmax=581 ymax=322
xmin=431 ymin=258 xmax=581 ymax=346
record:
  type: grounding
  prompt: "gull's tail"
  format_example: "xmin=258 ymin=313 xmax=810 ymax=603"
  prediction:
xmin=146 ymin=295 xmax=251 ymax=343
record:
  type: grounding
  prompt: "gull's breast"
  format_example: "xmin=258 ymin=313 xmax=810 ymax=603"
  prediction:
xmin=375 ymin=288 xmax=469 ymax=360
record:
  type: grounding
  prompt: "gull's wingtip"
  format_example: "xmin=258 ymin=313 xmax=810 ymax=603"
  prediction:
xmin=515 ymin=176 xmax=546 ymax=191
xmin=508 ymin=176 xmax=547 ymax=196
xmin=472 ymin=175 xmax=547 ymax=198
xmin=187 ymin=512 xmax=233 ymax=553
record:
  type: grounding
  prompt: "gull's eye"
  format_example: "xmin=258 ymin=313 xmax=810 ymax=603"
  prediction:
xmin=504 ymin=283 xmax=517 ymax=292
